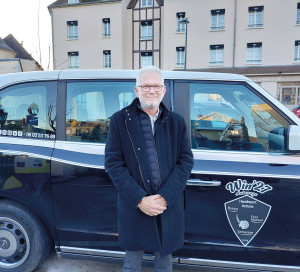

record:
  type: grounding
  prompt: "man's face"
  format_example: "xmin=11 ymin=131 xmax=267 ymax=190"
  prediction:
xmin=135 ymin=71 xmax=166 ymax=111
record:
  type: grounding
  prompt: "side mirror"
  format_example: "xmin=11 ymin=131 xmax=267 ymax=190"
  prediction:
xmin=287 ymin=125 xmax=300 ymax=153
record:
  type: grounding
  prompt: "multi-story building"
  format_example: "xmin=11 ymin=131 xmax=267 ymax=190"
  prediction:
xmin=48 ymin=0 xmax=300 ymax=110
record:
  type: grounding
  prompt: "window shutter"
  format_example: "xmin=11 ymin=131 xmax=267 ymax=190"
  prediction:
xmin=211 ymin=9 xmax=225 ymax=15
xmin=67 ymin=21 xmax=78 ymax=26
xmin=68 ymin=51 xmax=79 ymax=56
xmin=249 ymin=6 xmax=264 ymax=12
xmin=176 ymin=12 xmax=185 ymax=18
xmin=210 ymin=44 xmax=224 ymax=50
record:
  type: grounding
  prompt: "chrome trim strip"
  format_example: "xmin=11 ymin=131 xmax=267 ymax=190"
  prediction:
xmin=191 ymin=170 xmax=300 ymax=180
xmin=0 ymin=136 xmax=55 ymax=148
xmin=60 ymin=246 xmax=125 ymax=258
xmin=59 ymin=246 xmax=179 ymax=263
xmin=187 ymin=179 xmax=221 ymax=186
xmin=180 ymin=257 xmax=300 ymax=272
xmin=192 ymin=149 xmax=300 ymax=165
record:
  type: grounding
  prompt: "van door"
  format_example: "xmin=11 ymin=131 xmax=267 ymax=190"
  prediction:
xmin=0 ymin=81 xmax=57 ymax=227
xmin=51 ymin=79 xmax=171 ymax=255
xmin=174 ymin=80 xmax=300 ymax=268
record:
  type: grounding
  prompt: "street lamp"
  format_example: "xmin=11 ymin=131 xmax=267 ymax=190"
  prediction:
xmin=179 ymin=18 xmax=190 ymax=70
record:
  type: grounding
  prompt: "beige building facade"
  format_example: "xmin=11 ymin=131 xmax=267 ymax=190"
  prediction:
xmin=48 ymin=0 xmax=300 ymax=110
xmin=0 ymin=35 xmax=43 ymax=74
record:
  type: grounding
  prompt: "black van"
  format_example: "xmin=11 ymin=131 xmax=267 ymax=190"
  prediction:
xmin=0 ymin=70 xmax=300 ymax=272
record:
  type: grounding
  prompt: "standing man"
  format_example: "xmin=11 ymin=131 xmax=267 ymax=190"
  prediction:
xmin=105 ymin=66 xmax=193 ymax=272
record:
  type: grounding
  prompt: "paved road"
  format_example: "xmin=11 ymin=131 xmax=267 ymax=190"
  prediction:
xmin=36 ymin=250 xmax=191 ymax=272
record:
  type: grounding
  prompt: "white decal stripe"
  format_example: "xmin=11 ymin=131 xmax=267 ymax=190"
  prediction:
xmin=54 ymin=141 xmax=105 ymax=155
xmin=0 ymin=149 xmax=52 ymax=160
xmin=193 ymin=149 xmax=300 ymax=165
xmin=51 ymin=157 xmax=105 ymax=169
xmin=191 ymin=170 xmax=300 ymax=180
xmin=0 ymin=136 xmax=55 ymax=148
xmin=0 ymin=148 xmax=299 ymax=179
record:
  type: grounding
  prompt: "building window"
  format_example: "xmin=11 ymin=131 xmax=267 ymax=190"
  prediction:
xmin=210 ymin=45 xmax=224 ymax=65
xmin=68 ymin=52 xmax=79 ymax=69
xmin=68 ymin=0 xmax=79 ymax=4
xmin=176 ymin=12 xmax=186 ymax=32
xmin=297 ymin=3 xmax=300 ymax=24
xmin=102 ymin=18 xmax=111 ymax=37
xmin=67 ymin=21 xmax=78 ymax=39
xmin=141 ymin=21 xmax=153 ymax=40
xmin=176 ymin=47 xmax=185 ymax=66
xmin=103 ymin=50 xmax=111 ymax=68
xmin=141 ymin=52 xmax=153 ymax=67
xmin=295 ymin=41 xmax=300 ymax=62
xmin=211 ymin=9 xmax=225 ymax=30
xmin=248 ymin=6 xmax=263 ymax=28
xmin=141 ymin=0 xmax=153 ymax=7
xmin=247 ymin=43 xmax=262 ymax=64
xmin=278 ymin=86 xmax=300 ymax=107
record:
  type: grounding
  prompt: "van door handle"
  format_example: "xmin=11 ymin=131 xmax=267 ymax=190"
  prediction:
xmin=187 ymin=179 xmax=221 ymax=187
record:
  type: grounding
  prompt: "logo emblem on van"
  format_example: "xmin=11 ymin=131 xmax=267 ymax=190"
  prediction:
xmin=225 ymin=196 xmax=271 ymax=246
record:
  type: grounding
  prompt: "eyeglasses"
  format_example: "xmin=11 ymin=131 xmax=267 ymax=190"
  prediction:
xmin=137 ymin=85 xmax=164 ymax=93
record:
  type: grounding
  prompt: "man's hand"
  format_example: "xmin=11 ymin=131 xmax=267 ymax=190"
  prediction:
xmin=138 ymin=194 xmax=167 ymax=216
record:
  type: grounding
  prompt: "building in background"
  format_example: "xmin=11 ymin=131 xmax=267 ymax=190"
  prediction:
xmin=48 ymin=0 xmax=300 ymax=110
xmin=0 ymin=34 xmax=43 ymax=74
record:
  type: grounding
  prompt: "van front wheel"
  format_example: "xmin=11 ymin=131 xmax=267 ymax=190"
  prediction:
xmin=0 ymin=200 xmax=51 ymax=272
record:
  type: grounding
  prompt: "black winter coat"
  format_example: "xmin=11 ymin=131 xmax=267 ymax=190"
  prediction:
xmin=105 ymin=98 xmax=193 ymax=256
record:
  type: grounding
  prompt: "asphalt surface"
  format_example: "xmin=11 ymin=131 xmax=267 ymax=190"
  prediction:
xmin=36 ymin=250 xmax=191 ymax=272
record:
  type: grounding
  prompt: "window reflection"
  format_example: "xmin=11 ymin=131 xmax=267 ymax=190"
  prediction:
xmin=66 ymin=81 xmax=135 ymax=143
xmin=190 ymin=83 xmax=289 ymax=152
xmin=0 ymin=82 xmax=56 ymax=139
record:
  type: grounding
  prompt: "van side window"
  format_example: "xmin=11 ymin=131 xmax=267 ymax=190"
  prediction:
xmin=190 ymin=83 xmax=290 ymax=152
xmin=66 ymin=81 xmax=135 ymax=143
xmin=0 ymin=82 xmax=57 ymax=140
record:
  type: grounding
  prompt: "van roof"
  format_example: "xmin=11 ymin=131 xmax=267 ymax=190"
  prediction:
xmin=0 ymin=69 xmax=251 ymax=89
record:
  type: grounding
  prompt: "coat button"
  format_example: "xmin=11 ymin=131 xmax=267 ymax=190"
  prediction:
xmin=147 ymin=180 xmax=150 ymax=183
xmin=138 ymin=147 xmax=140 ymax=150
xmin=129 ymin=118 xmax=131 ymax=120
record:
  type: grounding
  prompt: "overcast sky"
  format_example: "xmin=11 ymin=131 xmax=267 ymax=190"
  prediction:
xmin=0 ymin=0 xmax=54 ymax=70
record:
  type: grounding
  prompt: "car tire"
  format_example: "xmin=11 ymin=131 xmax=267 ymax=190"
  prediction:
xmin=0 ymin=200 xmax=51 ymax=272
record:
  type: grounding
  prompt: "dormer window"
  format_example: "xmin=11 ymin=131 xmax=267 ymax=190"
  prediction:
xmin=141 ymin=0 xmax=153 ymax=8
xmin=68 ymin=0 xmax=79 ymax=4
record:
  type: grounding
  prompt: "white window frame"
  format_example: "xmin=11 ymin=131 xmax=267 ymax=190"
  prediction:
xmin=176 ymin=47 xmax=185 ymax=66
xmin=247 ymin=43 xmax=262 ymax=64
xmin=68 ymin=52 xmax=79 ymax=69
xmin=248 ymin=6 xmax=264 ymax=28
xmin=176 ymin=12 xmax=186 ymax=33
xmin=67 ymin=21 xmax=78 ymax=39
xmin=141 ymin=53 xmax=153 ymax=67
xmin=210 ymin=45 xmax=224 ymax=65
xmin=297 ymin=3 xmax=300 ymax=24
xmin=141 ymin=0 xmax=153 ymax=8
xmin=103 ymin=50 xmax=111 ymax=68
xmin=141 ymin=21 xmax=153 ymax=40
xmin=211 ymin=10 xmax=225 ymax=31
xmin=103 ymin=18 xmax=111 ymax=37
xmin=295 ymin=41 xmax=300 ymax=62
